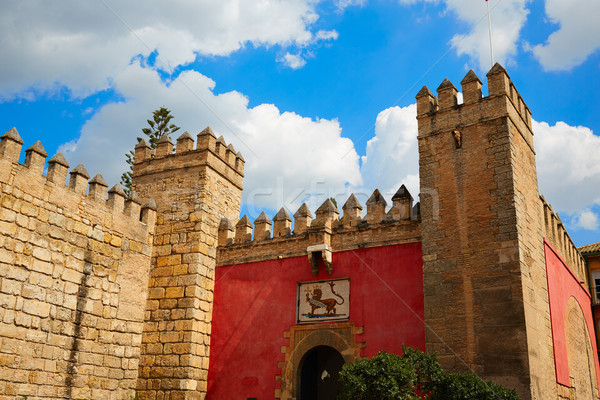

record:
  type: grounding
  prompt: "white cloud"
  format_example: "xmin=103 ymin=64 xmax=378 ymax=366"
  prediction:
xmin=399 ymin=0 xmax=598 ymax=72
xmin=277 ymin=29 xmax=338 ymax=70
xmin=533 ymin=120 xmax=600 ymax=215
xmin=575 ymin=210 xmax=599 ymax=231
xmin=279 ymin=53 xmax=308 ymax=69
xmin=530 ymin=0 xmax=600 ymax=70
xmin=446 ymin=0 xmax=528 ymax=71
xmin=395 ymin=0 xmax=527 ymax=71
xmin=58 ymin=63 xmax=362 ymax=213
xmin=358 ymin=104 xmax=419 ymax=204
xmin=315 ymin=30 xmax=340 ymax=41
xmin=334 ymin=0 xmax=368 ymax=11
xmin=0 ymin=0 xmax=329 ymax=99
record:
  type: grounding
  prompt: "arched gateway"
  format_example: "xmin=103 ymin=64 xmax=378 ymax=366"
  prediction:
xmin=298 ymin=346 xmax=345 ymax=400
xmin=276 ymin=322 xmax=364 ymax=399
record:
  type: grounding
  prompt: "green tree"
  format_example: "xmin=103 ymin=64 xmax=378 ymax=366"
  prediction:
xmin=120 ymin=107 xmax=180 ymax=193
xmin=141 ymin=107 xmax=181 ymax=148
xmin=338 ymin=347 xmax=520 ymax=400
xmin=431 ymin=372 xmax=520 ymax=400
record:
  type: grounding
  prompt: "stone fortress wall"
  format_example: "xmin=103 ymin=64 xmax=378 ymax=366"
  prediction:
xmin=0 ymin=129 xmax=156 ymax=399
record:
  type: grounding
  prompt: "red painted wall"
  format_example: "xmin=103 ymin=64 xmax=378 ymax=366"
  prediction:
xmin=545 ymin=240 xmax=600 ymax=389
xmin=207 ymin=242 xmax=425 ymax=400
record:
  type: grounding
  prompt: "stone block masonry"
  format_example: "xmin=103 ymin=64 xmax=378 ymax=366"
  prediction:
xmin=0 ymin=129 xmax=156 ymax=399
xmin=133 ymin=128 xmax=243 ymax=400
xmin=417 ymin=64 xmax=572 ymax=400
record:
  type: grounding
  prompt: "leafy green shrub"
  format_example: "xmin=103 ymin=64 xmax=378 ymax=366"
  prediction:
xmin=338 ymin=351 xmax=420 ymax=400
xmin=338 ymin=346 xmax=520 ymax=400
xmin=431 ymin=372 xmax=520 ymax=400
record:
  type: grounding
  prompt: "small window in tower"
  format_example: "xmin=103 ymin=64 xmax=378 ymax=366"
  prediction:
xmin=593 ymin=270 xmax=600 ymax=304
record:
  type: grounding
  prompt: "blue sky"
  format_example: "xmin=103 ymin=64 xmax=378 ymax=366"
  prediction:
xmin=0 ymin=0 xmax=599 ymax=246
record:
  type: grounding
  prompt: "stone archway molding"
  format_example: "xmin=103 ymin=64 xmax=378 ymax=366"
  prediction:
xmin=275 ymin=322 xmax=364 ymax=400
xmin=564 ymin=296 xmax=599 ymax=399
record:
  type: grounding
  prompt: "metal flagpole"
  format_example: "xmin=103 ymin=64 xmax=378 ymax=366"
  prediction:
xmin=487 ymin=0 xmax=495 ymax=67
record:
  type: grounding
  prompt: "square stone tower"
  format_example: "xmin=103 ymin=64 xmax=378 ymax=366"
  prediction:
xmin=132 ymin=128 xmax=243 ymax=400
xmin=417 ymin=64 xmax=556 ymax=399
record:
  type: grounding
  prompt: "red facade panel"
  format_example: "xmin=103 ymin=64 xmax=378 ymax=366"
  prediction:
xmin=545 ymin=240 xmax=600 ymax=389
xmin=207 ymin=242 xmax=425 ymax=399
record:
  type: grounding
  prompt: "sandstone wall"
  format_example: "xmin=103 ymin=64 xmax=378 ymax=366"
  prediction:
xmin=416 ymin=65 xmax=555 ymax=400
xmin=0 ymin=129 xmax=155 ymax=399
xmin=507 ymin=113 xmax=556 ymax=400
xmin=133 ymin=128 xmax=243 ymax=400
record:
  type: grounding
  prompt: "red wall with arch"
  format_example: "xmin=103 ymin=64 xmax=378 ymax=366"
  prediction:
xmin=545 ymin=240 xmax=600 ymax=390
xmin=207 ymin=242 xmax=425 ymax=400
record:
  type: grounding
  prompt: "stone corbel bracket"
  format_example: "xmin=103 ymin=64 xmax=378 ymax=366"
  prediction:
xmin=307 ymin=244 xmax=332 ymax=276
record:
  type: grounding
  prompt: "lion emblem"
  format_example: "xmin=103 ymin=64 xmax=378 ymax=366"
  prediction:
xmin=305 ymin=281 xmax=345 ymax=316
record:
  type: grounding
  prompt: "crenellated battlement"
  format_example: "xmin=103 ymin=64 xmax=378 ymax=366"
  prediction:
xmin=133 ymin=126 xmax=244 ymax=190
xmin=540 ymin=195 xmax=587 ymax=285
xmin=217 ymin=185 xmax=421 ymax=266
xmin=416 ymin=63 xmax=533 ymax=150
xmin=0 ymin=128 xmax=157 ymax=231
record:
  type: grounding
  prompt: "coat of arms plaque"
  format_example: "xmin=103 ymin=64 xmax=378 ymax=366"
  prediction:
xmin=297 ymin=278 xmax=350 ymax=323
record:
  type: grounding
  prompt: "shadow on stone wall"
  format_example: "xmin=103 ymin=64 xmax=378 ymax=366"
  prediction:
xmin=65 ymin=248 xmax=94 ymax=398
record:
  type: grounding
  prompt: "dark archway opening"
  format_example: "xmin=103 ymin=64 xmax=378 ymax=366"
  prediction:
xmin=298 ymin=345 xmax=345 ymax=400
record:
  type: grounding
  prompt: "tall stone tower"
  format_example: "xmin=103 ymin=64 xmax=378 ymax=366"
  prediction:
xmin=417 ymin=64 xmax=556 ymax=399
xmin=132 ymin=128 xmax=244 ymax=400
